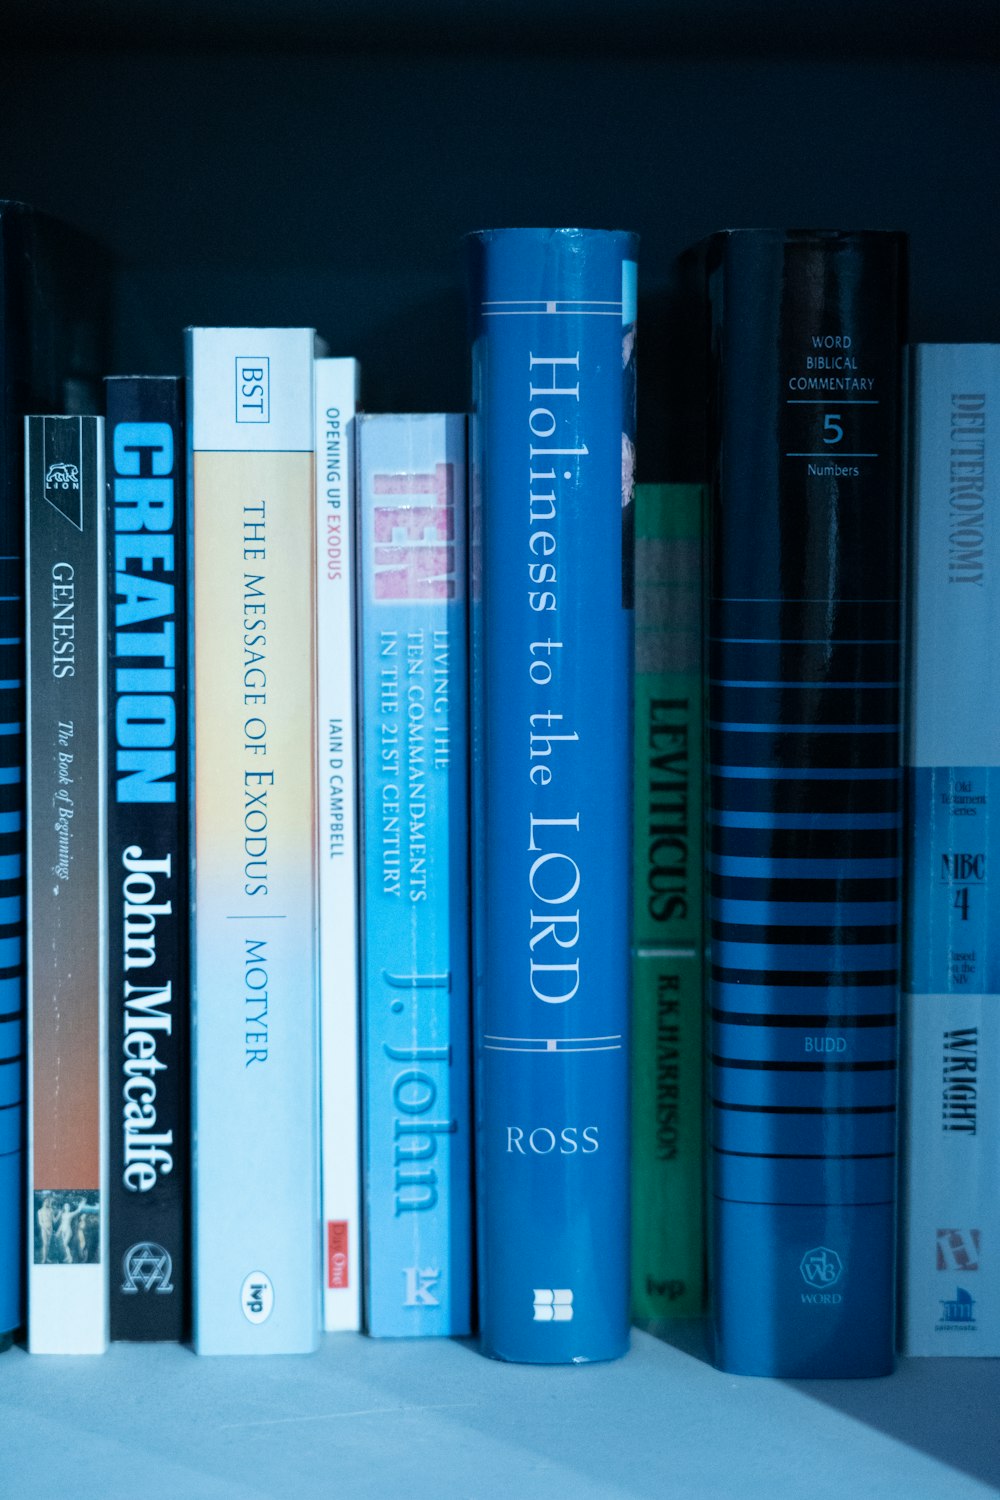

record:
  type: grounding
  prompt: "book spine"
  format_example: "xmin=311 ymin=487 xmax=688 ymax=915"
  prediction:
xmin=707 ymin=229 xmax=906 ymax=1377
xmin=631 ymin=483 xmax=704 ymax=1319
xmin=314 ymin=358 xmax=362 ymax=1331
xmin=900 ymin=343 xmax=1000 ymax=1355
xmin=104 ymin=377 xmax=188 ymax=1340
xmin=0 ymin=205 xmax=109 ymax=1343
xmin=188 ymin=329 xmax=320 ymax=1354
xmin=357 ymin=412 xmax=471 ymax=1338
xmin=467 ymin=227 xmax=638 ymax=1363
xmin=26 ymin=414 xmax=108 ymax=1354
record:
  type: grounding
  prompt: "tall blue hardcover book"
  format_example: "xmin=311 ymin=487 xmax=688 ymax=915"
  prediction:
xmin=467 ymin=227 xmax=638 ymax=1363
xmin=356 ymin=413 xmax=472 ymax=1338
xmin=104 ymin=377 xmax=188 ymax=1341
xmin=900 ymin=344 xmax=1000 ymax=1355
xmin=706 ymin=229 xmax=907 ymax=1377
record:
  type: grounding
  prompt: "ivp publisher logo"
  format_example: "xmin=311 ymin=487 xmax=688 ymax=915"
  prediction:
xmin=937 ymin=1287 xmax=976 ymax=1333
xmin=800 ymin=1247 xmax=844 ymax=1304
xmin=240 ymin=1270 xmax=274 ymax=1324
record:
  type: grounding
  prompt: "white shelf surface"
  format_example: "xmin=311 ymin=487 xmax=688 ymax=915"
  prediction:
xmin=0 ymin=1327 xmax=997 ymax=1497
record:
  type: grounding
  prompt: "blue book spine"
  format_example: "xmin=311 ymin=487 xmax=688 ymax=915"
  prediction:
xmin=467 ymin=227 xmax=638 ymax=1363
xmin=357 ymin=413 xmax=471 ymax=1338
xmin=901 ymin=344 xmax=1000 ymax=1355
xmin=706 ymin=229 xmax=906 ymax=1377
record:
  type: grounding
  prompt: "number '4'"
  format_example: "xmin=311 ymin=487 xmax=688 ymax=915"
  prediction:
xmin=954 ymin=887 xmax=970 ymax=920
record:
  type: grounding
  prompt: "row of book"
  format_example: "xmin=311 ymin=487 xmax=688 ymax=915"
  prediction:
xmin=25 ymin=359 xmax=464 ymax=1353
xmin=1 ymin=210 xmax=996 ymax=1374
xmin=16 ymin=231 xmax=636 ymax=1361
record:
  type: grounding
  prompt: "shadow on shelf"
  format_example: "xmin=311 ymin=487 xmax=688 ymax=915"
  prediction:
xmin=642 ymin=1315 xmax=1000 ymax=1492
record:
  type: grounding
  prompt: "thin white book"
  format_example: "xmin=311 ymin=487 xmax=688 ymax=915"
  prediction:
xmin=188 ymin=328 xmax=321 ymax=1354
xmin=314 ymin=357 xmax=362 ymax=1331
xmin=25 ymin=415 xmax=108 ymax=1354
xmin=901 ymin=342 xmax=1000 ymax=1355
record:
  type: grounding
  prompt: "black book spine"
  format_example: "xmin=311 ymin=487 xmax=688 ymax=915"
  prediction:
xmin=26 ymin=414 xmax=107 ymax=1353
xmin=105 ymin=377 xmax=189 ymax=1341
xmin=706 ymin=229 xmax=907 ymax=1377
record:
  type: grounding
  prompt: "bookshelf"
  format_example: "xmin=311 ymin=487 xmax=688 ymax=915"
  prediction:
xmin=1 ymin=5 xmax=998 ymax=1495
xmin=0 ymin=1330 xmax=997 ymax=1497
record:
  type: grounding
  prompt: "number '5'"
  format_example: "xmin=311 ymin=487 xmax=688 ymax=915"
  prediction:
xmin=822 ymin=412 xmax=844 ymax=444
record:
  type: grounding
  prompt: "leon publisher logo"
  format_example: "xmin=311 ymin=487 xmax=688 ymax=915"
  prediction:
xmin=799 ymin=1247 xmax=843 ymax=1305
xmin=240 ymin=1270 xmax=274 ymax=1324
xmin=45 ymin=461 xmax=79 ymax=493
xmin=42 ymin=423 xmax=84 ymax=529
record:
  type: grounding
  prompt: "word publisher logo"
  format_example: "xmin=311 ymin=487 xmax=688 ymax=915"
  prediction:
xmin=121 ymin=1241 xmax=173 ymax=1295
xmin=533 ymin=1288 xmax=573 ymax=1322
xmin=800 ymin=1247 xmax=843 ymax=1289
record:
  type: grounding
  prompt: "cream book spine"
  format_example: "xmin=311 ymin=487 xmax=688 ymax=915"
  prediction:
xmin=187 ymin=328 xmax=320 ymax=1354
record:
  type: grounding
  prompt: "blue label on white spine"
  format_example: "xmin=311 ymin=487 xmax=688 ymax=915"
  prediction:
xmin=908 ymin=767 xmax=1000 ymax=994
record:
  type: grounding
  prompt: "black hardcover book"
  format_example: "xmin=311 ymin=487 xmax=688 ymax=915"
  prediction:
xmin=105 ymin=377 xmax=188 ymax=1341
xmin=0 ymin=203 xmax=108 ymax=1345
xmin=705 ymin=229 xmax=907 ymax=1377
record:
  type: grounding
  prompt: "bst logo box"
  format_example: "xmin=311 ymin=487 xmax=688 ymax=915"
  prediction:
xmin=235 ymin=357 xmax=270 ymax=423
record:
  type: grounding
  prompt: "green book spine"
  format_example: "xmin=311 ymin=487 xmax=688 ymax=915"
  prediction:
xmin=632 ymin=483 xmax=705 ymax=1318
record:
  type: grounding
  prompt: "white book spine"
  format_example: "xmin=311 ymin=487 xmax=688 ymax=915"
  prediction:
xmin=901 ymin=343 xmax=1000 ymax=1355
xmin=314 ymin=358 xmax=362 ymax=1331
xmin=188 ymin=328 xmax=320 ymax=1353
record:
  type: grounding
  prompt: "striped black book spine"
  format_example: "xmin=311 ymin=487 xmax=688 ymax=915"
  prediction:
xmin=706 ymin=229 xmax=907 ymax=1377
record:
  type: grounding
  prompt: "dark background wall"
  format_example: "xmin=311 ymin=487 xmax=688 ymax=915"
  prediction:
xmin=1 ymin=4 xmax=997 ymax=478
